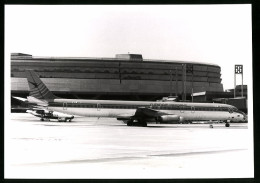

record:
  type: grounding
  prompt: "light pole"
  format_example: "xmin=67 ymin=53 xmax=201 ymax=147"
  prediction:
xmin=186 ymin=64 xmax=193 ymax=102
xmin=234 ymin=65 xmax=243 ymax=98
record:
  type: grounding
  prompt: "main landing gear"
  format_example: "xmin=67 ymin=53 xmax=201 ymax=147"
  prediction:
xmin=40 ymin=114 xmax=50 ymax=121
xmin=40 ymin=118 xmax=50 ymax=121
xmin=126 ymin=119 xmax=147 ymax=127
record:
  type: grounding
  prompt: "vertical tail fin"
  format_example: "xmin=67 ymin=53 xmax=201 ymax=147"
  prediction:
xmin=25 ymin=70 xmax=57 ymax=100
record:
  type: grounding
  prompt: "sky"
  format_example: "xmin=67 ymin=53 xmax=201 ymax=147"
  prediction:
xmin=5 ymin=5 xmax=252 ymax=90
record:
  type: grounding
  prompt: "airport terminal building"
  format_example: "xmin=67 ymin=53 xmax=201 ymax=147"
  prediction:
xmin=11 ymin=53 xmax=223 ymax=101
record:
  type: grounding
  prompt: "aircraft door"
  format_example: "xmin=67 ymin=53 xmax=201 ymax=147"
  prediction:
xmin=63 ymin=103 xmax=67 ymax=110
xmin=180 ymin=105 xmax=184 ymax=113
xmin=191 ymin=106 xmax=195 ymax=113
xmin=158 ymin=103 xmax=161 ymax=110
xmin=97 ymin=103 xmax=101 ymax=111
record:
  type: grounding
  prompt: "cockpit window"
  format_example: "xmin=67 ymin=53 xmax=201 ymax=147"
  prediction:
xmin=237 ymin=110 xmax=246 ymax=116
xmin=228 ymin=108 xmax=233 ymax=113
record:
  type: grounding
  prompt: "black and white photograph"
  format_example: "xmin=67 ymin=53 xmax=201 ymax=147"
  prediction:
xmin=5 ymin=5 xmax=253 ymax=178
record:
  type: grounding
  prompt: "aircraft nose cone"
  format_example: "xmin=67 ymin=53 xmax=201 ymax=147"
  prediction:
xmin=243 ymin=115 xmax=247 ymax=121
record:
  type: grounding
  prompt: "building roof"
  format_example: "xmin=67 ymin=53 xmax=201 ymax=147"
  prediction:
xmin=11 ymin=53 xmax=220 ymax=68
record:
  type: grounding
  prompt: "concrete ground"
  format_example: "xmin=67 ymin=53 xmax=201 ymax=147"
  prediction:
xmin=5 ymin=113 xmax=254 ymax=179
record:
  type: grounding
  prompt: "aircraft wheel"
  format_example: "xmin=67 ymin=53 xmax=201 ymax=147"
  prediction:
xmin=127 ymin=120 xmax=133 ymax=126
xmin=209 ymin=124 xmax=214 ymax=128
xmin=142 ymin=122 xmax=147 ymax=127
xmin=225 ymin=123 xmax=230 ymax=127
xmin=138 ymin=119 xmax=147 ymax=127
xmin=40 ymin=118 xmax=44 ymax=121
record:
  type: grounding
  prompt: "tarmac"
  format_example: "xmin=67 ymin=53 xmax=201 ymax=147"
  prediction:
xmin=5 ymin=113 xmax=254 ymax=179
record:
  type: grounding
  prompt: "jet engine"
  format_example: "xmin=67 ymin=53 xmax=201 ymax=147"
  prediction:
xmin=158 ymin=115 xmax=184 ymax=123
xmin=179 ymin=116 xmax=185 ymax=123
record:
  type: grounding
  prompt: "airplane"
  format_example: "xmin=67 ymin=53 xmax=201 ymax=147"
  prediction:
xmin=26 ymin=109 xmax=74 ymax=122
xmin=12 ymin=97 xmax=74 ymax=122
xmin=22 ymin=70 xmax=246 ymax=127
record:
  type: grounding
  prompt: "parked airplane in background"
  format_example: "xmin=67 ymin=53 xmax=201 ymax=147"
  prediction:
xmin=12 ymin=96 xmax=75 ymax=122
xmin=26 ymin=109 xmax=74 ymax=122
xmin=22 ymin=70 xmax=246 ymax=127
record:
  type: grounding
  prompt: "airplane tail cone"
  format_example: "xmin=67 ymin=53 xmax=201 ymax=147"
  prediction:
xmin=25 ymin=70 xmax=57 ymax=100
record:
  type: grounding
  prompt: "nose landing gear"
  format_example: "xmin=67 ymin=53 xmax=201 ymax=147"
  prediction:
xmin=127 ymin=120 xmax=133 ymax=126
xmin=225 ymin=122 xmax=230 ymax=127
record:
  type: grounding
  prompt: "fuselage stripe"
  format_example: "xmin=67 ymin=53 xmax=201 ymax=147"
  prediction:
xmin=47 ymin=102 xmax=241 ymax=113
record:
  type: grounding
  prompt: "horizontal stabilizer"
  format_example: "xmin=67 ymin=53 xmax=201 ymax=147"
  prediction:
xmin=27 ymin=96 xmax=48 ymax=107
xmin=12 ymin=96 xmax=28 ymax=102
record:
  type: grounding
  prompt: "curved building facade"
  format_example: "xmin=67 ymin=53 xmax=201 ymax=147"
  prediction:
xmin=11 ymin=53 xmax=223 ymax=101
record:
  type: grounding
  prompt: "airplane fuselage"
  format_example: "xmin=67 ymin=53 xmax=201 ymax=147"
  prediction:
xmin=44 ymin=99 xmax=246 ymax=123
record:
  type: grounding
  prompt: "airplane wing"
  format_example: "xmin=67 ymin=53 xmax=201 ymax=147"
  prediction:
xmin=117 ymin=107 xmax=183 ymax=125
xmin=134 ymin=107 xmax=169 ymax=118
xmin=116 ymin=107 xmax=165 ymax=121
xmin=12 ymin=96 xmax=28 ymax=102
